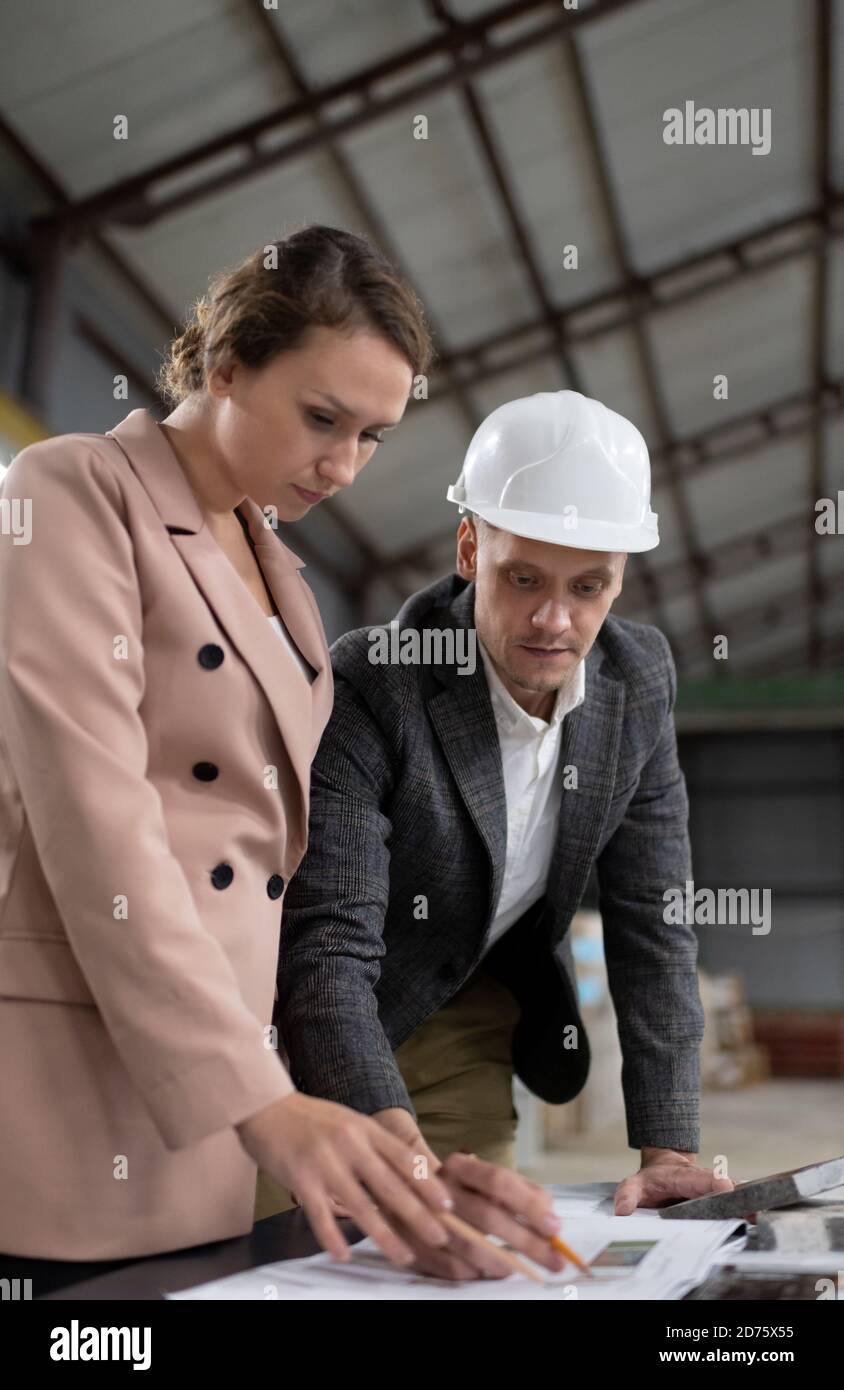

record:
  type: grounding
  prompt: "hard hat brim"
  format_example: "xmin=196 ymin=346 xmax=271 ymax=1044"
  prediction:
xmin=462 ymin=505 xmax=659 ymax=553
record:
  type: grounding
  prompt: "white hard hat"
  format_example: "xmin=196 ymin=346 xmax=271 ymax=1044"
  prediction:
xmin=446 ymin=389 xmax=659 ymax=552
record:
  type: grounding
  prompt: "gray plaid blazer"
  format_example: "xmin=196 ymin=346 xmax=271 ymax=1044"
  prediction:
xmin=277 ymin=574 xmax=705 ymax=1153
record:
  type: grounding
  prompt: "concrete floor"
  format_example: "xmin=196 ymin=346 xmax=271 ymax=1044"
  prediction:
xmin=523 ymin=1079 xmax=844 ymax=1191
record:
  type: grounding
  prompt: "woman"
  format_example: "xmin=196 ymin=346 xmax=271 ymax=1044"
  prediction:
xmin=0 ymin=225 xmax=562 ymax=1282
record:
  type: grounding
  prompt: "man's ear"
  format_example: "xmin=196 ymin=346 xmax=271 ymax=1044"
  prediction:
xmin=456 ymin=516 xmax=478 ymax=580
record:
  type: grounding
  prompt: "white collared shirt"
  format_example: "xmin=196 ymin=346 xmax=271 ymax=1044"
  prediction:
xmin=478 ymin=639 xmax=585 ymax=954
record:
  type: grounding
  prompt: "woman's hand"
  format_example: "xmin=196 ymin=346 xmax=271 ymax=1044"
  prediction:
xmin=236 ymin=1093 xmax=453 ymax=1268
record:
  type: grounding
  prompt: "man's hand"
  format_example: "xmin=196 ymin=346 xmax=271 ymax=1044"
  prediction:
xmin=372 ymin=1107 xmax=438 ymax=1169
xmin=369 ymin=1135 xmax=568 ymax=1281
xmin=613 ymin=1147 xmax=734 ymax=1215
xmin=412 ymin=1153 xmax=568 ymax=1280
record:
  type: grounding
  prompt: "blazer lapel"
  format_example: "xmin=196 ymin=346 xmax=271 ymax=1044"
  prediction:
xmin=546 ymin=650 xmax=625 ymax=942
xmin=426 ymin=584 xmax=508 ymax=926
xmin=237 ymin=499 xmax=329 ymax=663
xmin=106 ymin=409 xmax=330 ymax=845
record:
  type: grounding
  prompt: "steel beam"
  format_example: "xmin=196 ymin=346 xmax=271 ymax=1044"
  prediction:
xmin=41 ymin=0 xmax=648 ymax=232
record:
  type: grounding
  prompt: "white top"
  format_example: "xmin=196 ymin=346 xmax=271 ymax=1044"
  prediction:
xmin=479 ymin=639 xmax=586 ymax=954
xmin=267 ymin=612 xmax=317 ymax=685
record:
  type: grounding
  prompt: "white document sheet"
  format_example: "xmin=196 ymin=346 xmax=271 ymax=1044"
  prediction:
xmin=167 ymin=1188 xmax=746 ymax=1301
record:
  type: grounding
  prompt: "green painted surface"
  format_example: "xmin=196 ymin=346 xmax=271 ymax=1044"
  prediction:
xmin=676 ymin=675 xmax=844 ymax=711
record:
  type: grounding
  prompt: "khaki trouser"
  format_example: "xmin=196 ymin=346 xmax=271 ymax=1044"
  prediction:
xmin=253 ymin=970 xmax=521 ymax=1222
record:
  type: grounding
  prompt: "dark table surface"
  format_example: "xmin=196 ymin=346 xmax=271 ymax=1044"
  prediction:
xmin=1 ymin=1210 xmax=363 ymax=1300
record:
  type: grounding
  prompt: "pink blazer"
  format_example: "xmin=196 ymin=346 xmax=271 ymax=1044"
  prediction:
xmin=0 ymin=407 xmax=334 ymax=1259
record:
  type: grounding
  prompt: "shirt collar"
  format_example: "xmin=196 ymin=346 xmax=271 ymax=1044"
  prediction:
xmin=479 ymin=639 xmax=585 ymax=735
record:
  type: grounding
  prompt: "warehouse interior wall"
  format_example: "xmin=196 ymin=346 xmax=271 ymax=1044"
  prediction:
xmin=680 ymin=729 xmax=844 ymax=1010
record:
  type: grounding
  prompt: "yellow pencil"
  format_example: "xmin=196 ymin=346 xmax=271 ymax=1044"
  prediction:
xmin=439 ymin=1211 xmax=547 ymax=1284
xmin=550 ymin=1233 xmax=595 ymax=1277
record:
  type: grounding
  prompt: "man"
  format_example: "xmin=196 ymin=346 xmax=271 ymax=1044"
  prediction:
xmin=269 ymin=389 xmax=732 ymax=1257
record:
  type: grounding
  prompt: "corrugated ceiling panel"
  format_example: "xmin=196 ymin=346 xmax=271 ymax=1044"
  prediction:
xmin=569 ymin=325 xmax=657 ymax=440
xmin=658 ymin=588 xmax=707 ymax=639
xmin=649 ymin=257 xmax=813 ymax=437
xmin=685 ymin=433 xmax=809 ymax=548
xmin=266 ymin=0 xmax=437 ymax=86
xmin=579 ymin=0 xmax=814 ymax=273
xmin=647 ymin=481 xmax=690 ymax=567
xmin=340 ymin=89 xmax=534 ymax=347
xmin=706 ymin=549 xmax=807 ymax=620
xmin=466 ymin=355 xmax=564 ymax=423
xmin=476 ymin=40 xmax=619 ymax=307
xmin=821 ymin=413 xmax=844 ymax=496
xmin=827 ymin=238 xmax=844 ymax=380
xmin=831 ymin=0 xmax=844 ymax=189
xmin=817 ymin=416 xmax=844 ymax=581
xmin=107 ymin=149 xmax=369 ymax=317
xmin=0 ymin=0 xmax=287 ymax=196
xmin=820 ymin=593 xmax=844 ymax=637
